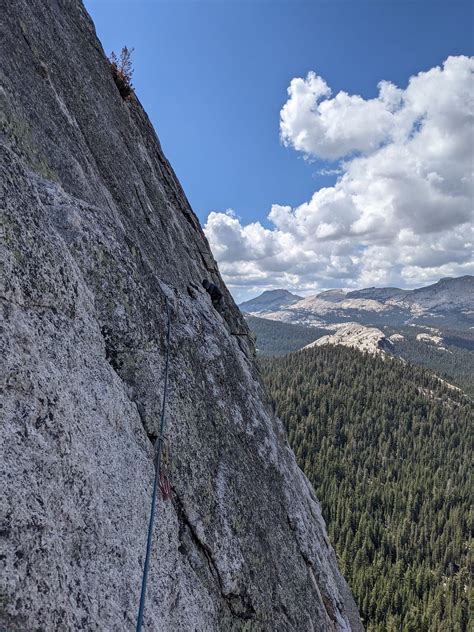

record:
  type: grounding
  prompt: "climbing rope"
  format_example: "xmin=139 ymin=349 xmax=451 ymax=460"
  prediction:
xmin=136 ymin=296 xmax=171 ymax=632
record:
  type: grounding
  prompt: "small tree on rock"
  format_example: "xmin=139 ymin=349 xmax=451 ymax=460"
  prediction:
xmin=109 ymin=46 xmax=134 ymax=99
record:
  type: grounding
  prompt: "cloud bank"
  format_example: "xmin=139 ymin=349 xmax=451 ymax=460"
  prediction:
xmin=205 ymin=56 xmax=474 ymax=297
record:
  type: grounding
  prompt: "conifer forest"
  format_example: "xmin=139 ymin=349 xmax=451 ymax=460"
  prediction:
xmin=260 ymin=346 xmax=472 ymax=631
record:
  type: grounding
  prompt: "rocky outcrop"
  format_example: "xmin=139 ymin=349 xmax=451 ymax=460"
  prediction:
xmin=1 ymin=1 xmax=361 ymax=630
xmin=305 ymin=324 xmax=386 ymax=355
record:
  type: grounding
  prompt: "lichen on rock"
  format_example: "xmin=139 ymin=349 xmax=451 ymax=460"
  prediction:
xmin=1 ymin=1 xmax=362 ymax=630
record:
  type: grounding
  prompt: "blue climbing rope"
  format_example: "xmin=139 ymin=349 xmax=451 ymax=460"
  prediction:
xmin=136 ymin=296 xmax=171 ymax=632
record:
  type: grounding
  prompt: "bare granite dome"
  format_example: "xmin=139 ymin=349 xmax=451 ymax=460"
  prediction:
xmin=1 ymin=2 xmax=362 ymax=630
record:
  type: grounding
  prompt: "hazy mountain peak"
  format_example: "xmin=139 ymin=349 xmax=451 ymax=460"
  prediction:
xmin=315 ymin=289 xmax=347 ymax=302
xmin=239 ymin=288 xmax=303 ymax=312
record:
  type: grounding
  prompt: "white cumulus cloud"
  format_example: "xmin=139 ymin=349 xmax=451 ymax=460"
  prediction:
xmin=205 ymin=56 xmax=474 ymax=298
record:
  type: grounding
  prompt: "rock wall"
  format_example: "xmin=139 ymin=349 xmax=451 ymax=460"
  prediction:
xmin=1 ymin=1 xmax=362 ymax=630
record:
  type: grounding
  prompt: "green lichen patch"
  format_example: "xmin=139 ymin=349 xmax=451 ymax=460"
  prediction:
xmin=2 ymin=114 xmax=57 ymax=181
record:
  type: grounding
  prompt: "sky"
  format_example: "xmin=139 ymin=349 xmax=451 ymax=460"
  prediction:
xmin=85 ymin=0 xmax=473 ymax=302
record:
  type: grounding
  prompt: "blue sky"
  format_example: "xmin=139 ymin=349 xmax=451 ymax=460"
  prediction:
xmin=85 ymin=0 xmax=473 ymax=300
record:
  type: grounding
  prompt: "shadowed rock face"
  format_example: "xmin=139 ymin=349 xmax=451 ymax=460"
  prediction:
xmin=1 ymin=2 xmax=362 ymax=630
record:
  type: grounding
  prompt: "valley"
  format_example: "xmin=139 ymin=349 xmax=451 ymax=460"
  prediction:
xmin=248 ymin=276 xmax=473 ymax=629
xmin=242 ymin=276 xmax=474 ymax=396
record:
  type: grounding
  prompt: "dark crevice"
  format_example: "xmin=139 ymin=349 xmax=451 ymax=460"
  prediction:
xmin=199 ymin=251 xmax=217 ymax=274
xmin=302 ymin=552 xmax=338 ymax=625
xmin=98 ymin=324 xmax=156 ymax=445
xmin=146 ymin=430 xmax=158 ymax=444
xmin=173 ymin=491 xmax=257 ymax=622
xmin=179 ymin=206 xmax=200 ymax=232
xmin=133 ymin=183 xmax=152 ymax=225
xmin=1 ymin=295 xmax=59 ymax=314
xmin=101 ymin=325 xmax=121 ymax=372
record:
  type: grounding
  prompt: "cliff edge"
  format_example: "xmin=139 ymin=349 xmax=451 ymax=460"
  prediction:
xmin=1 ymin=2 xmax=362 ymax=630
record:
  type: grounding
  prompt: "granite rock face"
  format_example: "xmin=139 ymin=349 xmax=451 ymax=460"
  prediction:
xmin=1 ymin=2 xmax=362 ymax=630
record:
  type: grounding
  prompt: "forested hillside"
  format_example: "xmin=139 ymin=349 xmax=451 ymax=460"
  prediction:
xmin=248 ymin=314 xmax=474 ymax=395
xmin=260 ymin=347 xmax=472 ymax=631
xmin=388 ymin=328 xmax=474 ymax=397
xmin=245 ymin=315 xmax=329 ymax=354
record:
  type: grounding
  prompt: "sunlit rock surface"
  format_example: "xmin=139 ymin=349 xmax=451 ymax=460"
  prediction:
xmin=305 ymin=323 xmax=387 ymax=355
xmin=1 ymin=1 xmax=362 ymax=630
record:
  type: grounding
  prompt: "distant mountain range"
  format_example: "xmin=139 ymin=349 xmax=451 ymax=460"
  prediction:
xmin=241 ymin=276 xmax=474 ymax=395
xmin=239 ymin=276 xmax=474 ymax=329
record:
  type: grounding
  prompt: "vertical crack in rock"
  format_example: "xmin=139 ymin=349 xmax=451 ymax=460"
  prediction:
xmin=173 ymin=492 xmax=257 ymax=623
xmin=303 ymin=553 xmax=338 ymax=629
